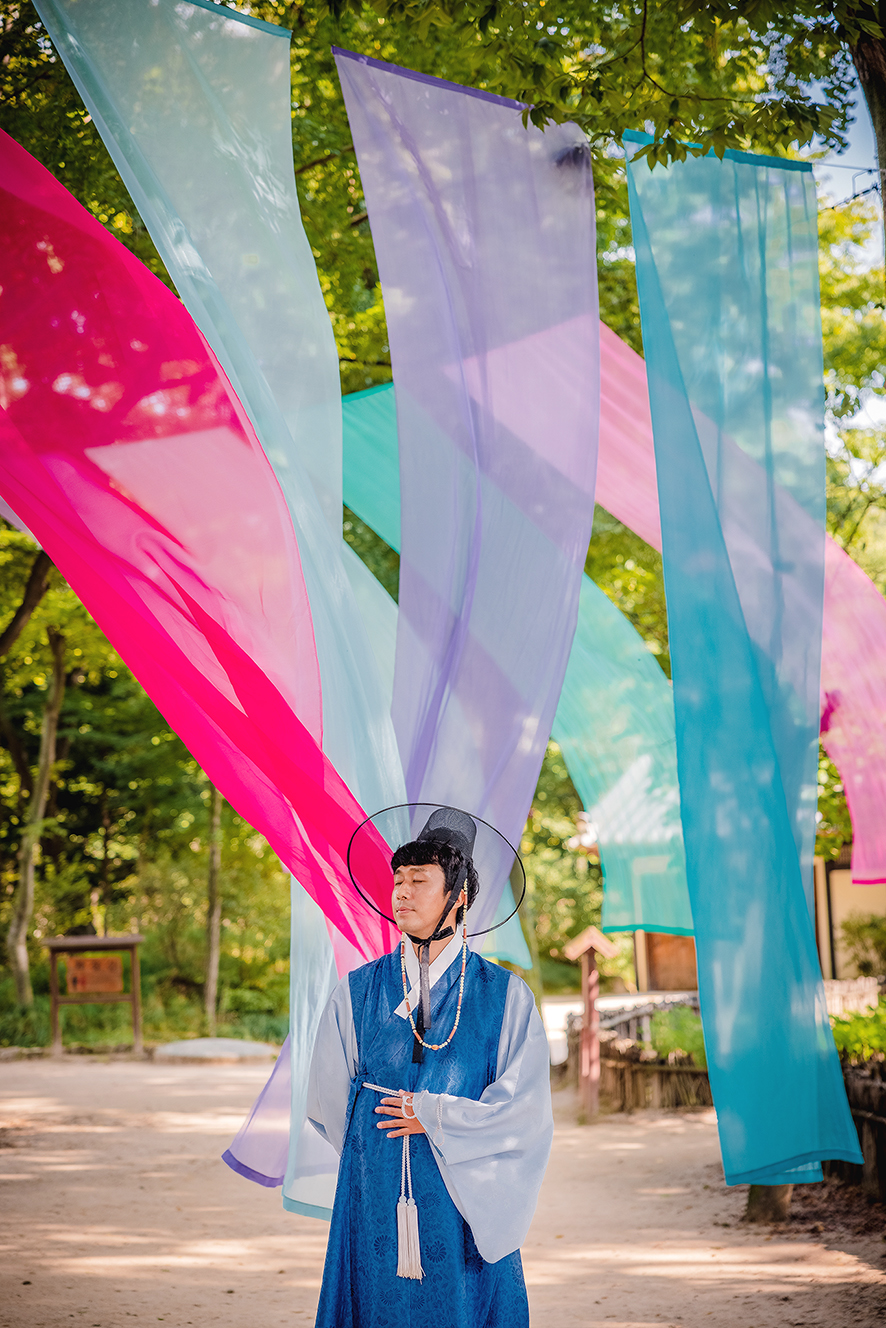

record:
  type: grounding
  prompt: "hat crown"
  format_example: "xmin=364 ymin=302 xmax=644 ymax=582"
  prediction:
xmin=416 ymin=807 xmax=477 ymax=860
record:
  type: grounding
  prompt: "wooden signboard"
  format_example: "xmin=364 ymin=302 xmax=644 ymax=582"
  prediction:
xmin=45 ymin=935 xmax=144 ymax=1054
xmin=67 ymin=953 xmax=123 ymax=994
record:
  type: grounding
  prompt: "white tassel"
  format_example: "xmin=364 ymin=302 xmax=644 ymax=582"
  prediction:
xmin=396 ymin=1136 xmax=424 ymax=1280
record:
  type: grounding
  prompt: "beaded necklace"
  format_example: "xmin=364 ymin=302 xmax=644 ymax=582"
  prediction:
xmin=400 ymin=923 xmax=468 ymax=1052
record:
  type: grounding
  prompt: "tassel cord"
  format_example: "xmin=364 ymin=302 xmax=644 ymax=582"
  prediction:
xmin=364 ymin=1083 xmax=424 ymax=1280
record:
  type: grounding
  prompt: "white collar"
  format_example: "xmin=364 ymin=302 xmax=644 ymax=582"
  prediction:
xmin=393 ymin=929 xmax=464 ymax=1020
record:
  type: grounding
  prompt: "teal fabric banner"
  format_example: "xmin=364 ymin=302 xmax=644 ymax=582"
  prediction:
xmin=553 ymin=580 xmax=690 ymax=935
xmin=342 ymin=384 xmax=693 ymax=936
xmin=626 ymin=132 xmax=860 ymax=1183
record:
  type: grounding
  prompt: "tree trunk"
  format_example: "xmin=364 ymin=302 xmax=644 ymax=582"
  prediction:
xmin=0 ymin=550 xmax=53 ymax=660
xmin=745 ymin=1183 xmax=793 ymax=1223
xmin=850 ymin=14 xmax=886 ymax=279
xmin=6 ymin=628 xmax=66 ymax=1006
xmin=204 ymin=783 xmax=223 ymax=1036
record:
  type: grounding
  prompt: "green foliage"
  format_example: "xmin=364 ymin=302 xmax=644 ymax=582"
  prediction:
xmin=308 ymin=0 xmax=862 ymax=178
xmin=521 ymin=741 xmax=594 ymax=977
xmin=0 ymin=817 xmax=291 ymax=1047
xmin=520 ymin=740 xmax=634 ymax=992
xmin=816 ymin=745 xmax=854 ymax=859
xmin=343 ymin=506 xmax=400 ymax=601
xmin=586 ymin=506 xmax=670 ymax=676
xmin=820 ymin=196 xmax=886 ymax=586
xmin=0 ymin=524 xmax=291 ymax=1044
xmin=0 ymin=2 xmax=177 ymax=289
xmin=650 ymin=1005 xmax=707 ymax=1068
xmin=840 ymin=911 xmax=886 ymax=977
xmin=831 ymin=998 xmax=886 ymax=1062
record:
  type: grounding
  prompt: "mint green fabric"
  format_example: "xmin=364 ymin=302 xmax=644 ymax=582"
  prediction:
xmin=342 ymin=384 xmax=693 ymax=936
xmin=32 ymin=0 xmax=408 ymax=1223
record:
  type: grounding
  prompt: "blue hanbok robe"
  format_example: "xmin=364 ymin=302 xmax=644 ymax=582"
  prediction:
xmin=307 ymin=933 xmax=553 ymax=1328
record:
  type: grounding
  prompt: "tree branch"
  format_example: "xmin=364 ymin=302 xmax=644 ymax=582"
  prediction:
xmin=0 ymin=550 xmax=53 ymax=659
xmin=295 ymin=143 xmax=354 ymax=175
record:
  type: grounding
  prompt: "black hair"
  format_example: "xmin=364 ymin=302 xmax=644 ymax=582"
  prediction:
xmin=390 ymin=839 xmax=479 ymax=924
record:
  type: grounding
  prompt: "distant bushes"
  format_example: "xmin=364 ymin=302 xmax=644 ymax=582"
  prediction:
xmin=840 ymin=913 xmax=886 ymax=978
xmin=831 ymin=999 xmax=886 ymax=1063
xmin=0 ymin=953 xmax=290 ymax=1049
xmin=649 ymin=1006 xmax=707 ymax=1068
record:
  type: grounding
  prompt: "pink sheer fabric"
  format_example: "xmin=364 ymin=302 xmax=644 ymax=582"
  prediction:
xmin=0 ymin=129 xmax=395 ymax=957
xmin=597 ymin=322 xmax=886 ymax=885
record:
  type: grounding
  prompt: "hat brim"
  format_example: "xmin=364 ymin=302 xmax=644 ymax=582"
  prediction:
xmin=346 ymin=801 xmax=526 ymax=939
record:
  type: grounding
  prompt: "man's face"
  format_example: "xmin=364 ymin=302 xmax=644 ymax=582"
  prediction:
xmin=392 ymin=861 xmax=450 ymax=938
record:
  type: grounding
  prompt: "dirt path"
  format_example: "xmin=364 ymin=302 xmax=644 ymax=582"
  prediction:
xmin=0 ymin=1057 xmax=884 ymax=1327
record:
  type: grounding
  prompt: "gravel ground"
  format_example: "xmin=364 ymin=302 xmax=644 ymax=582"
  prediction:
xmin=0 ymin=1055 xmax=884 ymax=1327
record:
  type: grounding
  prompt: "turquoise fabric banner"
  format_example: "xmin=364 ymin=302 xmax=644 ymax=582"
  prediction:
xmin=342 ymin=384 xmax=693 ymax=936
xmin=553 ymin=580 xmax=690 ymax=935
xmin=626 ymin=132 xmax=860 ymax=1183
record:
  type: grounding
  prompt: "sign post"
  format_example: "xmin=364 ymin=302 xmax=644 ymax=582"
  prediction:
xmin=563 ymin=925 xmax=620 ymax=1117
xmin=45 ymin=935 xmax=144 ymax=1054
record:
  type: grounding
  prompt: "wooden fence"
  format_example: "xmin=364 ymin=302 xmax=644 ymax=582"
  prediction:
xmin=565 ymin=1023 xmax=712 ymax=1111
xmin=824 ymin=1059 xmax=886 ymax=1204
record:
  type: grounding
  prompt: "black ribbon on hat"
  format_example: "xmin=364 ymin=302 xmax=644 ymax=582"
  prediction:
xmin=401 ymin=809 xmax=476 ymax=1063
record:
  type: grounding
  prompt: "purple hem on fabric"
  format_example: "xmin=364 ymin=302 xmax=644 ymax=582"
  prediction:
xmin=221 ymin=1148 xmax=284 ymax=1188
xmin=331 ymin=46 xmax=528 ymax=111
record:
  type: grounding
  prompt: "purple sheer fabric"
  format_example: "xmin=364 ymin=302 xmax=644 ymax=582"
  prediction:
xmin=223 ymin=1035 xmax=292 ymax=1187
xmin=335 ymin=51 xmax=599 ymax=929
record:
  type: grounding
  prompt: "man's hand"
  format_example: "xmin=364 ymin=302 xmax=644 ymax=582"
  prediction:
xmin=376 ymin=1093 xmax=426 ymax=1139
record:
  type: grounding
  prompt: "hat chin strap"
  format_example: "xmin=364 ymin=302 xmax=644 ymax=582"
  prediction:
xmin=404 ymin=880 xmax=465 ymax=1063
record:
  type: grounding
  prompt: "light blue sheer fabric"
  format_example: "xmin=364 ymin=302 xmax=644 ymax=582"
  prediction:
xmin=626 ymin=132 xmax=860 ymax=1183
xmin=342 ymin=384 xmax=692 ymax=935
xmin=34 ymin=0 xmax=407 ymax=1218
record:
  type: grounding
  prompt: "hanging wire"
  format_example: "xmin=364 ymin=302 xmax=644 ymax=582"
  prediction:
xmin=820 ymin=181 xmax=882 ymax=213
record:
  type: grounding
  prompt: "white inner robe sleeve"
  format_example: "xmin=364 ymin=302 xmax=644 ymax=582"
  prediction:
xmin=412 ymin=974 xmax=553 ymax=1264
xmin=306 ymin=977 xmax=357 ymax=1157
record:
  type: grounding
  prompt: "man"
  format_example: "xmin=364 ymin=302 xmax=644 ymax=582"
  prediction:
xmin=307 ymin=807 xmax=553 ymax=1328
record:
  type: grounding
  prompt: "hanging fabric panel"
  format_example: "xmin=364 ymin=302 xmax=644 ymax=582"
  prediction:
xmin=626 ymin=133 xmax=860 ymax=1183
xmin=342 ymin=383 xmax=692 ymax=934
xmin=552 ymin=579 xmax=689 ymax=934
xmin=32 ymin=0 xmax=405 ymax=844
xmin=32 ymin=0 xmax=407 ymax=1213
xmin=0 ymin=130 xmax=395 ymax=959
xmin=341 ymin=388 xmax=534 ymax=965
xmin=335 ymin=50 xmax=600 ymax=933
xmin=596 ymin=322 xmax=886 ymax=892
xmin=818 ymin=550 xmax=886 ymax=884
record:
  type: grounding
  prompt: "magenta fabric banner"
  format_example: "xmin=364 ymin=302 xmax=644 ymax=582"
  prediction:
xmin=596 ymin=323 xmax=886 ymax=891
xmin=335 ymin=51 xmax=599 ymax=929
xmin=0 ymin=129 xmax=395 ymax=960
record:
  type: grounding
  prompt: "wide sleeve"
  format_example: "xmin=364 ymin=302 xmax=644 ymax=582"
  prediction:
xmin=412 ymin=974 xmax=553 ymax=1264
xmin=306 ymin=976 xmax=358 ymax=1157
